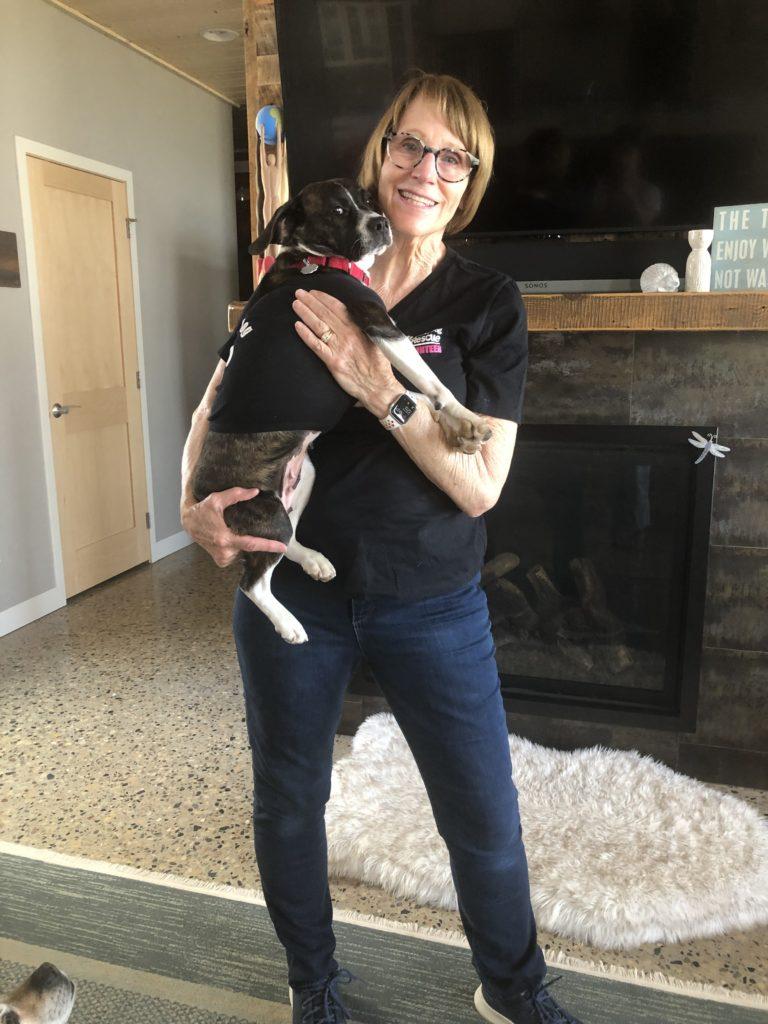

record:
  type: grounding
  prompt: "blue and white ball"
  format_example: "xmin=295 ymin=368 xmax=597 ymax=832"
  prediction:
xmin=255 ymin=105 xmax=282 ymax=145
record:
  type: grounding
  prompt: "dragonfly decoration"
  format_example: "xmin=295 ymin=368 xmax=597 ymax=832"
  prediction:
xmin=688 ymin=430 xmax=730 ymax=464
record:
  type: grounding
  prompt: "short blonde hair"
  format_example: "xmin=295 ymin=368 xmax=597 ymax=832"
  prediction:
xmin=359 ymin=71 xmax=494 ymax=236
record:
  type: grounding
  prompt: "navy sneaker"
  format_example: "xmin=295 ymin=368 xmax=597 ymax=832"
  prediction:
xmin=291 ymin=968 xmax=354 ymax=1023
xmin=475 ymin=975 xmax=584 ymax=1024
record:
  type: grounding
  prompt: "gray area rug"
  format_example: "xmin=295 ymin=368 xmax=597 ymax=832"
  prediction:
xmin=1 ymin=849 xmax=766 ymax=1024
xmin=0 ymin=957 xmax=253 ymax=1024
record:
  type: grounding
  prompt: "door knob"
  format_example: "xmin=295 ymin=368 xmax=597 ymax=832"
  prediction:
xmin=51 ymin=402 xmax=80 ymax=417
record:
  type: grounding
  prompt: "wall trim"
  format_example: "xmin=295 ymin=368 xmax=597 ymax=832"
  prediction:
xmin=153 ymin=530 xmax=193 ymax=561
xmin=0 ymin=587 xmax=64 ymax=639
xmin=13 ymin=137 xmax=160 ymax=631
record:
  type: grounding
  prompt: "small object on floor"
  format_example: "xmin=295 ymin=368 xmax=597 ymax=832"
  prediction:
xmin=474 ymin=976 xmax=584 ymax=1024
xmin=1 ymin=961 xmax=76 ymax=1023
xmin=291 ymin=968 xmax=354 ymax=1023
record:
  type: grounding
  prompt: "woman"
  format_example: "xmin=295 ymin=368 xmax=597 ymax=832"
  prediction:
xmin=181 ymin=73 xmax=583 ymax=1024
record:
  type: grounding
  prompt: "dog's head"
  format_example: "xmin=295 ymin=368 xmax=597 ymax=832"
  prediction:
xmin=248 ymin=179 xmax=392 ymax=263
xmin=1 ymin=963 xmax=75 ymax=1024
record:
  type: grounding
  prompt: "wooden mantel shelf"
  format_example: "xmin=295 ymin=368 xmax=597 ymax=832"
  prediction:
xmin=228 ymin=290 xmax=768 ymax=334
xmin=524 ymin=290 xmax=768 ymax=332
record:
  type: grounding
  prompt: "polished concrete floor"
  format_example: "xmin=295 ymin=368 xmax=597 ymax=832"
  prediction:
xmin=1 ymin=544 xmax=766 ymax=1000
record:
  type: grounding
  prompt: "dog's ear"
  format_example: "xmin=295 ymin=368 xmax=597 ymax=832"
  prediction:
xmin=248 ymin=197 xmax=301 ymax=254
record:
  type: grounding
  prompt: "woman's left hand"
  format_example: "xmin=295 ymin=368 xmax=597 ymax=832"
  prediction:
xmin=292 ymin=288 xmax=400 ymax=414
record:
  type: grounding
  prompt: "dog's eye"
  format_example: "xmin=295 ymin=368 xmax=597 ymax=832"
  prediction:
xmin=334 ymin=206 xmax=345 ymax=215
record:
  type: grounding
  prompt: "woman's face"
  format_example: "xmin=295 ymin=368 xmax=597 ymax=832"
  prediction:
xmin=378 ymin=95 xmax=471 ymax=242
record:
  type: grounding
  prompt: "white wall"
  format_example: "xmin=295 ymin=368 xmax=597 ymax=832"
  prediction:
xmin=0 ymin=0 xmax=238 ymax=624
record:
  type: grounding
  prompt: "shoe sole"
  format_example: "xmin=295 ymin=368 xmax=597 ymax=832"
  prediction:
xmin=474 ymin=985 xmax=517 ymax=1024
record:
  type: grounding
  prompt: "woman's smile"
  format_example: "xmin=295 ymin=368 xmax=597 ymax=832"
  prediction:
xmin=396 ymin=187 xmax=439 ymax=209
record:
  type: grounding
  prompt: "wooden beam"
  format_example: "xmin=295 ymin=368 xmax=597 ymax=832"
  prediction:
xmin=524 ymin=291 xmax=768 ymax=332
xmin=243 ymin=0 xmax=282 ymax=285
xmin=230 ymin=291 xmax=768 ymax=333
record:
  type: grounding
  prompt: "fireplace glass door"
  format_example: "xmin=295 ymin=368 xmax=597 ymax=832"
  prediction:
xmin=484 ymin=425 xmax=716 ymax=727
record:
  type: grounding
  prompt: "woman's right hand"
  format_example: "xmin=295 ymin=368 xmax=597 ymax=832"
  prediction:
xmin=181 ymin=487 xmax=287 ymax=568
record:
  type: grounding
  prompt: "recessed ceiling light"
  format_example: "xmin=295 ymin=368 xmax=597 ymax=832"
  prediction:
xmin=201 ymin=28 xmax=239 ymax=43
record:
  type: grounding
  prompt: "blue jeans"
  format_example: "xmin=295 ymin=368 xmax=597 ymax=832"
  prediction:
xmin=233 ymin=561 xmax=547 ymax=1001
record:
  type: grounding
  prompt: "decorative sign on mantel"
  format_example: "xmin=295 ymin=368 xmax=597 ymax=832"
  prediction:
xmin=711 ymin=203 xmax=768 ymax=291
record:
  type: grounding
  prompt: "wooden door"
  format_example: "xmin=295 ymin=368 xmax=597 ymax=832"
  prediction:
xmin=27 ymin=156 xmax=150 ymax=597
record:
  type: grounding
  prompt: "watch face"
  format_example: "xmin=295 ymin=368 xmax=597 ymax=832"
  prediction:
xmin=391 ymin=394 xmax=417 ymax=423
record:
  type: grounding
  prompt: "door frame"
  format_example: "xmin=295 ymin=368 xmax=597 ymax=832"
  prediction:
xmin=15 ymin=136 xmax=159 ymax=610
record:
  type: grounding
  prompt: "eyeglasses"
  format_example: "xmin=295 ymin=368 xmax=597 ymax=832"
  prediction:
xmin=383 ymin=131 xmax=479 ymax=183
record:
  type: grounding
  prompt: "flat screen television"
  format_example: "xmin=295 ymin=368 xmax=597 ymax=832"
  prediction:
xmin=275 ymin=0 xmax=768 ymax=287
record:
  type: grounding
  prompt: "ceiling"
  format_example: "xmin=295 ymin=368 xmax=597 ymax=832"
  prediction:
xmin=47 ymin=0 xmax=255 ymax=105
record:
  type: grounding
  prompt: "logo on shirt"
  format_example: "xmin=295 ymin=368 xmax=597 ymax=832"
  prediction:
xmin=239 ymin=319 xmax=253 ymax=338
xmin=410 ymin=328 xmax=443 ymax=355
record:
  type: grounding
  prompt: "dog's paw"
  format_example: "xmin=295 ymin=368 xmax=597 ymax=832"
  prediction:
xmin=436 ymin=408 xmax=493 ymax=454
xmin=300 ymin=549 xmax=336 ymax=582
xmin=275 ymin=612 xmax=309 ymax=645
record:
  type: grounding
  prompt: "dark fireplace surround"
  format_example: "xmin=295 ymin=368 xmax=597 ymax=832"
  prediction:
xmin=483 ymin=424 xmax=714 ymax=731
xmin=343 ymin=325 xmax=768 ymax=790
xmin=351 ymin=423 xmax=714 ymax=732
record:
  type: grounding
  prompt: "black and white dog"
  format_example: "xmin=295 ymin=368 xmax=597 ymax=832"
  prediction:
xmin=0 ymin=963 xmax=75 ymax=1024
xmin=193 ymin=178 xmax=492 ymax=644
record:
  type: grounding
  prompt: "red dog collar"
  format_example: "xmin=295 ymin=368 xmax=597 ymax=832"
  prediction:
xmin=293 ymin=255 xmax=371 ymax=287
xmin=256 ymin=254 xmax=371 ymax=287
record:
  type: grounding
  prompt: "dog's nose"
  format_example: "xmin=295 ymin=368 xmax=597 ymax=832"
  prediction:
xmin=33 ymin=963 xmax=65 ymax=989
xmin=370 ymin=216 xmax=388 ymax=233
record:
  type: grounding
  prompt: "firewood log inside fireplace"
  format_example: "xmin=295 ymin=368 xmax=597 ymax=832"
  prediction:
xmin=481 ymin=551 xmax=520 ymax=584
xmin=486 ymin=578 xmax=539 ymax=632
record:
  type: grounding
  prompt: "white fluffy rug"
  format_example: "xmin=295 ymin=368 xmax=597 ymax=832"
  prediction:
xmin=326 ymin=713 xmax=768 ymax=949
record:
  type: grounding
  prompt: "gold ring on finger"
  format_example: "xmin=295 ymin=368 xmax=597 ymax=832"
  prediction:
xmin=320 ymin=328 xmax=335 ymax=344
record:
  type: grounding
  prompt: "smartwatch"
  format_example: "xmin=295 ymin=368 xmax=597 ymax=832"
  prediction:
xmin=379 ymin=391 xmax=419 ymax=430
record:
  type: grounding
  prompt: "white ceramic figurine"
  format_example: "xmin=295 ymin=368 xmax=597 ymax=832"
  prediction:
xmin=685 ymin=229 xmax=714 ymax=292
xmin=640 ymin=263 xmax=680 ymax=292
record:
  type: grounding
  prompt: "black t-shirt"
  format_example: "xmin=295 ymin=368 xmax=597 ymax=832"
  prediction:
xmin=211 ymin=270 xmax=386 ymax=432
xmin=216 ymin=247 xmax=528 ymax=601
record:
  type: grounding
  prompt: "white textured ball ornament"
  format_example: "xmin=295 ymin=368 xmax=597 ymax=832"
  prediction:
xmin=640 ymin=263 xmax=680 ymax=293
